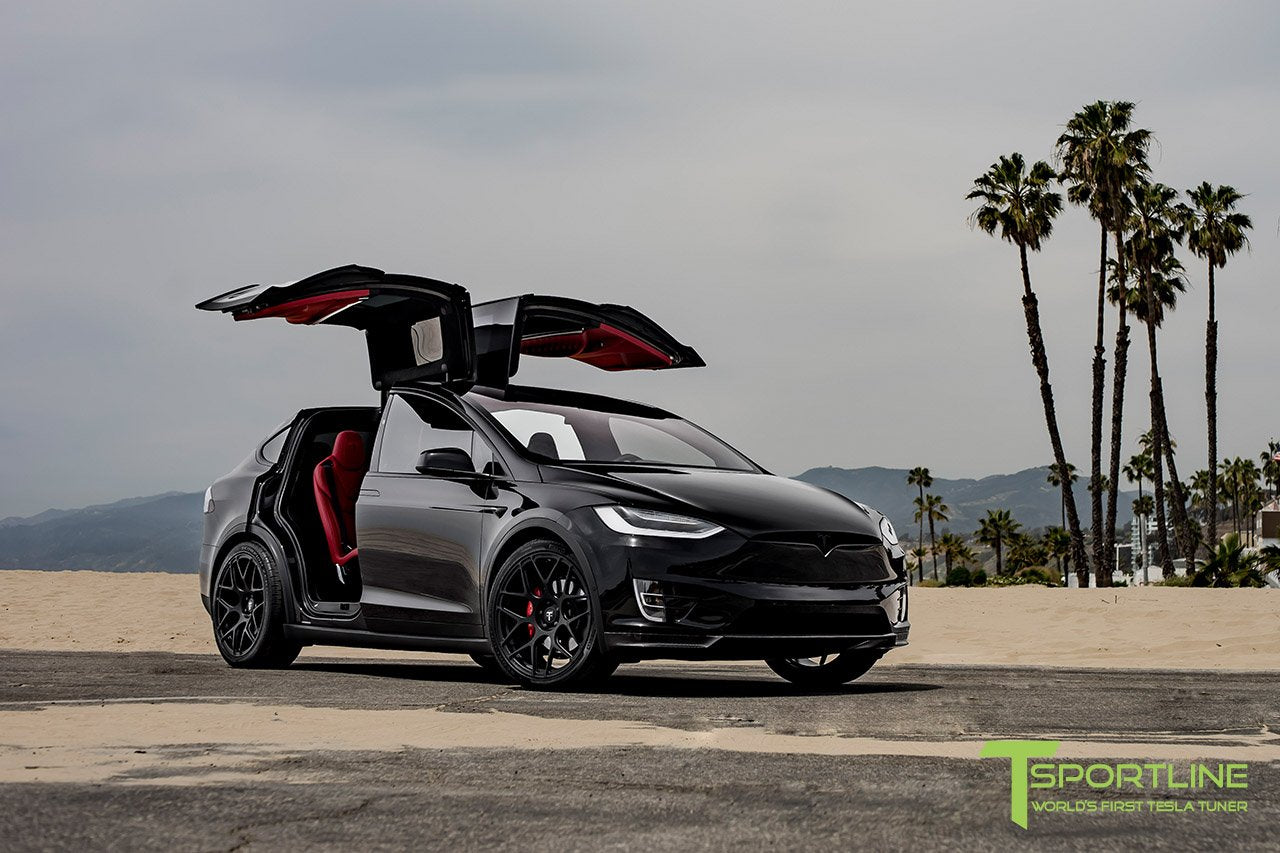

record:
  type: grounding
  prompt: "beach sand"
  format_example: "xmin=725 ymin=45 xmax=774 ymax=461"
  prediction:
xmin=1 ymin=570 xmax=1275 ymax=669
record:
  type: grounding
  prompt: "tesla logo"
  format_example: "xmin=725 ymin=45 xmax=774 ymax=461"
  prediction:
xmin=816 ymin=535 xmax=834 ymax=557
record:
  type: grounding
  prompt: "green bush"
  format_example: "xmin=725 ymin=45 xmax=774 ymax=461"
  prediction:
xmin=1015 ymin=565 xmax=1060 ymax=586
xmin=917 ymin=579 xmax=944 ymax=588
xmin=971 ymin=569 xmax=988 ymax=586
xmin=945 ymin=566 xmax=972 ymax=587
xmin=1155 ymin=574 xmax=1193 ymax=587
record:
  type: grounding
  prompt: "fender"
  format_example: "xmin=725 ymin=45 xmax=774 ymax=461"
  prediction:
xmin=208 ymin=521 xmax=301 ymax=624
xmin=480 ymin=511 xmax=599 ymax=630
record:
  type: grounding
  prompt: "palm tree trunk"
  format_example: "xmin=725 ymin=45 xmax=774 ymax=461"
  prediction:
xmin=1103 ymin=232 xmax=1129 ymax=587
xmin=1154 ymin=396 xmax=1197 ymax=568
xmin=1205 ymin=263 xmax=1218 ymax=552
xmin=995 ymin=537 xmax=1004 ymax=577
xmin=1089 ymin=225 xmax=1108 ymax=584
xmin=917 ymin=484 xmax=925 ymax=585
xmin=1019 ymin=243 xmax=1090 ymax=584
xmin=1143 ymin=272 xmax=1176 ymax=576
xmin=928 ymin=517 xmax=938 ymax=581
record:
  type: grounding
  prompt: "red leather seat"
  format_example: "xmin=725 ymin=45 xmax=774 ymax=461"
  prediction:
xmin=314 ymin=430 xmax=366 ymax=575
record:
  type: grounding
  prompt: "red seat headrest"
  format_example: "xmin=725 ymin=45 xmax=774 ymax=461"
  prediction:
xmin=332 ymin=430 xmax=365 ymax=470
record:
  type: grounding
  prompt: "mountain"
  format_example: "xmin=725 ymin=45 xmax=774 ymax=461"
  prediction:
xmin=795 ymin=465 xmax=1135 ymax=537
xmin=0 ymin=466 xmax=1136 ymax=573
xmin=0 ymin=492 xmax=203 ymax=573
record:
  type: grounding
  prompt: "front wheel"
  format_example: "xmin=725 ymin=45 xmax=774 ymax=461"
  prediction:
xmin=765 ymin=651 xmax=880 ymax=687
xmin=486 ymin=540 xmax=616 ymax=689
xmin=210 ymin=541 xmax=301 ymax=668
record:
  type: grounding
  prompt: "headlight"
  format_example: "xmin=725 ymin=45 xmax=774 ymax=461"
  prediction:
xmin=594 ymin=506 xmax=724 ymax=539
xmin=203 ymin=487 xmax=215 ymax=514
xmin=878 ymin=516 xmax=898 ymax=546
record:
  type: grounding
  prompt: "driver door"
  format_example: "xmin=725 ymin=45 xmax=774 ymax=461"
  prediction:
xmin=356 ymin=392 xmax=498 ymax=636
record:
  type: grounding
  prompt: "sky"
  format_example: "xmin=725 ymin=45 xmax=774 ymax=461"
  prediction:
xmin=1 ymin=1 xmax=1277 ymax=519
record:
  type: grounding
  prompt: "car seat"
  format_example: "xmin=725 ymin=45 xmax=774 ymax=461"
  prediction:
xmin=314 ymin=430 xmax=366 ymax=582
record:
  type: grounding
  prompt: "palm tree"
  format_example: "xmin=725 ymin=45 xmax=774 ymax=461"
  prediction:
xmin=1128 ymin=180 xmax=1196 ymax=574
xmin=906 ymin=467 xmax=933 ymax=583
xmin=1192 ymin=533 xmax=1277 ymax=588
xmin=977 ymin=509 xmax=1021 ymax=578
xmin=916 ymin=494 xmax=949 ymax=580
xmin=967 ymin=153 xmax=1088 ymax=578
xmin=1046 ymin=462 xmax=1078 ymax=528
xmin=1182 ymin=183 xmax=1252 ymax=551
xmin=908 ymin=546 xmax=928 ymax=582
xmin=1261 ymin=441 xmax=1280 ymax=500
xmin=1055 ymin=101 xmax=1151 ymax=586
xmin=1044 ymin=526 xmax=1071 ymax=581
xmin=937 ymin=532 xmax=968 ymax=576
xmin=1124 ymin=450 xmax=1154 ymax=579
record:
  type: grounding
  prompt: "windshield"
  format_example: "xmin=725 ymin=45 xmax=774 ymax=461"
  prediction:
xmin=469 ymin=394 xmax=757 ymax=471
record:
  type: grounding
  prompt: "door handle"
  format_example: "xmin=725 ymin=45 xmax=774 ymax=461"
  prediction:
xmin=359 ymin=488 xmax=380 ymax=498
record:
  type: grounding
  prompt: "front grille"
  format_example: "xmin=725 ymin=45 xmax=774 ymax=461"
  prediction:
xmin=712 ymin=539 xmax=895 ymax=585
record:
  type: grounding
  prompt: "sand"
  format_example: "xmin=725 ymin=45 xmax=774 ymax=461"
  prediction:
xmin=0 ymin=570 xmax=1276 ymax=670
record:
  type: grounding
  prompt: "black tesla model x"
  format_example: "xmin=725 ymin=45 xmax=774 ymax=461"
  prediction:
xmin=196 ymin=265 xmax=909 ymax=688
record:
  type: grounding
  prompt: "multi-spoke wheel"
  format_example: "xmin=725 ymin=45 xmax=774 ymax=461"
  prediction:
xmin=486 ymin=540 xmax=616 ymax=688
xmin=211 ymin=541 xmax=300 ymax=668
xmin=765 ymin=650 xmax=881 ymax=687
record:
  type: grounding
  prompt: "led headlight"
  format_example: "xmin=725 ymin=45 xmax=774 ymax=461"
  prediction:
xmin=594 ymin=505 xmax=724 ymax=539
xmin=878 ymin=516 xmax=898 ymax=546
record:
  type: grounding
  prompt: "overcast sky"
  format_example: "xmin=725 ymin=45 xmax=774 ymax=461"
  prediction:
xmin=1 ymin=1 xmax=1277 ymax=518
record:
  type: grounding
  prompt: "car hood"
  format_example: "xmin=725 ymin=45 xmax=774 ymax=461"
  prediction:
xmin=549 ymin=466 xmax=883 ymax=538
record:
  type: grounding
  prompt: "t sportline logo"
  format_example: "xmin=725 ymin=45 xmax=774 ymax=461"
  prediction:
xmin=981 ymin=740 xmax=1250 ymax=829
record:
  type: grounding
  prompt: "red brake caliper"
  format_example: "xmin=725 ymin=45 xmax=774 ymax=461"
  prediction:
xmin=527 ymin=587 xmax=541 ymax=637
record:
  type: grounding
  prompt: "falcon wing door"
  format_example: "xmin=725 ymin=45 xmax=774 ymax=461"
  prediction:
xmin=197 ymin=265 xmax=474 ymax=390
xmin=471 ymin=295 xmax=704 ymax=387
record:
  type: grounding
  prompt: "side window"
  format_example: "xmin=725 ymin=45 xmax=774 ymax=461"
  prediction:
xmin=259 ymin=427 xmax=289 ymax=464
xmin=376 ymin=395 xmax=474 ymax=474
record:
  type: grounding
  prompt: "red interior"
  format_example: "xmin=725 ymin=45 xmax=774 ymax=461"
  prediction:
xmin=520 ymin=323 xmax=673 ymax=371
xmin=313 ymin=430 xmax=366 ymax=567
xmin=236 ymin=289 xmax=370 ymax=325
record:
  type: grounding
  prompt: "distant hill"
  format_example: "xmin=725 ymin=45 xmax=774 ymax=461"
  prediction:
xmin=0 ymin=466 xmax=1135 ymax=573
xmin=795 ymin=465 xmax=1135 ymax=537
xmin=0 ymin=492 xmax=203 ymax=573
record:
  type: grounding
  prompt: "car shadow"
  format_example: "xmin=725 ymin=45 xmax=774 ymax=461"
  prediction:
xmin=291 ymin=659 xmax=943 ymax=698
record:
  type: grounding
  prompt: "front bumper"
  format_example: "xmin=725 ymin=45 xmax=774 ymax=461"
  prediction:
xmin=574 ymin=510 xmax=911 ymax=661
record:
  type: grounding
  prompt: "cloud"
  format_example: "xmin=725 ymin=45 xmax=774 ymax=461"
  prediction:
xmin=1 ymin=1 xmax=1278 ymax=517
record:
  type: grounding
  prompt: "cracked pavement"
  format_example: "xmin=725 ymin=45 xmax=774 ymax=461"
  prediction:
xmin=1 ymin=650 xmax=1277 ymax=851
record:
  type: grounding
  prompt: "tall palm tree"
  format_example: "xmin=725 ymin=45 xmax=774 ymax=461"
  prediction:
xmin=1055 ymin=101 xmax=1151 ymax=585
xmin=906 ymin=467 xmax=933 ymax=583
xmin=916 ymin=494 xmax=949 ymax=580
xmin=1046 ymin=462 xmax=1078 ymax=528
xmin=977 ymin=509 xmax=1021 ymax=578
xmin=967 ymin=153 xmax=1088 ymax=578
xmin=1124 ymin=450 xmax=1154 ymax=578
xmin=1261 ymin=441 xmax=1280 ymax=500
xmin=1128 ymin=180 xmax=1196 ymax=575
xmin=1182 ymin=183 xmax=1252 ymax=550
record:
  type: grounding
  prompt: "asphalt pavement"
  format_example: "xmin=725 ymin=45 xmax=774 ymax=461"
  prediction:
xmin=1 ymin=650 xmax=1276 ymax=851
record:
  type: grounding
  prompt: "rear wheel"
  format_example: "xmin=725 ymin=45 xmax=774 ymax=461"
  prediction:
xmin=211 ymin=541 xmax=301 ymax=668
xmin=486 ymin=540 xmax=616 ymax=689
xmin=765 ymin=651 xmax=880 ymax=687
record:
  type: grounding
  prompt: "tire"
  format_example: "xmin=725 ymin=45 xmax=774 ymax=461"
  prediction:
xmin=765 ymin=650 xmax=881 ymax=687
xmin=210 ymin=541 xmax=301 ymax=668
xmin=469 ymin=653 xmax=513 ymax=682
xmin=486 ymin=539 xmax=616 ymax=689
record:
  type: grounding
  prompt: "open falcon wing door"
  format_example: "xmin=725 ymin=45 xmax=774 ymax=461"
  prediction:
xmin=197 ymin=265 xmax=475 ymax=391
xmin=471 ymin=295 xmax=704 ymax=387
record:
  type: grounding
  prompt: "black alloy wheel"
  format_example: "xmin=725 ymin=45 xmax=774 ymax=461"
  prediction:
xmin=765 ymin=651 xmax=881 ymax=687
xmin=487 ymin=540 xmax=616 ymax=688
xmin=211 ymin=541 xmax=300 ymax=668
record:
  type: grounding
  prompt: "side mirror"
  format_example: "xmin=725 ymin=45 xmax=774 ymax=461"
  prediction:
xmin=415 ymin=447 xmax=477 ymax=477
